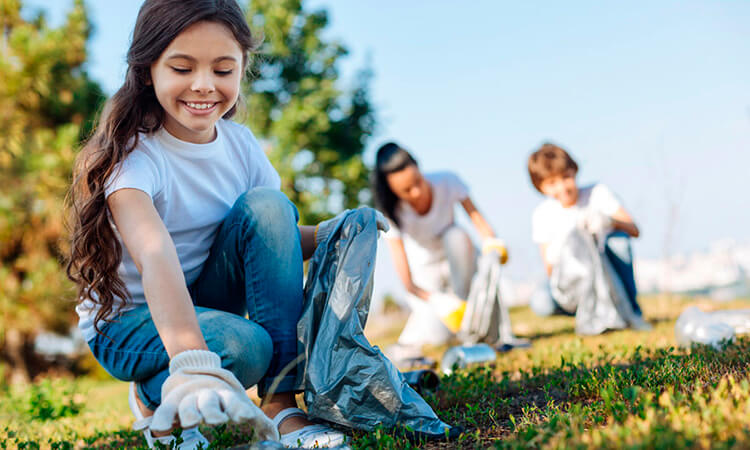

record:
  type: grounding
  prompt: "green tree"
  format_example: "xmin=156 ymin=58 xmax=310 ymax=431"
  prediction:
xmin=0 ymin=0 xmax=105 ymax=383
xmin=243 ymin=0 xmax=377 ymax=225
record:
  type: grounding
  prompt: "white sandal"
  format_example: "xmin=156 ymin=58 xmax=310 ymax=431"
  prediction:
xmin=128 ymin=382 xmax=209 ymax=449
xmin=272 ymin=407 xmax=347 ymax=448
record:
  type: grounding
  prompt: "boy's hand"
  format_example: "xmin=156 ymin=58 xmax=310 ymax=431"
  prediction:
xmin=482 ymin=237 xmax=509 ymax=265
xmin=578 ymin=211 xmax=612 ymax=237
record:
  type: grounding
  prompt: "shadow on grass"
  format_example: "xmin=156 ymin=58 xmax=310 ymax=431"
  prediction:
xmin=45 ymin=339 xmax=750 ymax=450
xmin=518 ymin=325 xmax=577 ymax=340
xmin=413 ymin=338 xmax=750 ymax=449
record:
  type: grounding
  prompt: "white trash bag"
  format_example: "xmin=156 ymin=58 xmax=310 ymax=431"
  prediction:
xmin=674 ymin=306 xmax=750 ymax=349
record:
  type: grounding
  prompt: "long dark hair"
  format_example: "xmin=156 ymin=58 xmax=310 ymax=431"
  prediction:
xmin=372 ymin=142 xmax=418 ymax=227
xmin=67 ymin=0 xmax=259 ymax=336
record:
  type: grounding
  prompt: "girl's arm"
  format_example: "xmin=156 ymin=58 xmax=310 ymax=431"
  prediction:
xmin=460 ymin=197 xmax=495 ymax=239
xmin=108 ymin=188 xmax=207 ymax=357
xmin=386 ymin=237 xmax=430 ymax=301
xmin=299 ymin=225 xmax=316 ymax=260
xmin=611 ymin=206 xmax=640 ymax=238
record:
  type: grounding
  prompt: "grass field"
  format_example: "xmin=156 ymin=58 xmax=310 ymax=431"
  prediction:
xmin=3 ymin=295 xmax=750 ymax=449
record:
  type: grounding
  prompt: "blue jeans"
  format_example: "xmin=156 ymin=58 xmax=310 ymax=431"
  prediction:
xmin=89 ymin=188 xmax=304 ymax=410
xmin=530 ymin=231 xmax=641 ymax=317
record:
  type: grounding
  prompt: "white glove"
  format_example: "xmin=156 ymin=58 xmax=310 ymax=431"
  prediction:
xmin=481 ymin=237 xmax=509 ymax=265
xmin=315 ymin=208 xmax=390 ymax=247
xmin=150 ymin=350 xmax=279 ymax=442
xmin=578 ymin=210 xmax=612 ymax=237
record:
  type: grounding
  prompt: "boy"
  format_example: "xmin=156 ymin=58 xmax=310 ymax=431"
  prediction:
xmin=527 ymin=143 xmax=643 ymax=318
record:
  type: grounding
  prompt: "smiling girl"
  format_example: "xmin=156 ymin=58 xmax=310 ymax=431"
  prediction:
xmin=67 ymin=0 xmax=344 ymax=448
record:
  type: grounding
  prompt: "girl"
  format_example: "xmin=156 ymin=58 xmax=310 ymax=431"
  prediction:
xmin=67 ymin=0 xmax=344 ymax=448
xmin=372 ymin=142 xmax=507 ymax=359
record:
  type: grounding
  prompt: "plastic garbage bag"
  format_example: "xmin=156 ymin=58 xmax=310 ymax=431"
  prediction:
xmin=674 ymin=306 xmax=750 ymax=348
xmin=296 ymin=207 xmax=456 ymax=438
xmin=550 ymin=229 xmax=645 ymax=335
xmin=458 ymin=251 xmax=530 ymax=349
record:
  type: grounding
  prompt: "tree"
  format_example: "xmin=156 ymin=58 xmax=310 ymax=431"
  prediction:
xmin=0 ymin=0 xmax=105 ymax=383
xmin=243 ymin=0 xmax=377 ymax=225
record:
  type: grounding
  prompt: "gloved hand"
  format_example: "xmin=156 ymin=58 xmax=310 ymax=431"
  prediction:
xmin=428 ymin=292 xmax=467 ymax=333
xmin=481 ymin=237 xmax=509 ymax=265
xmin=577 ymin=210 xmax=612 ymax=237
xmin=150 ymin=350 xmax=279 ymax=442
xmin=315 ymin=208 xmax=390 ymax=247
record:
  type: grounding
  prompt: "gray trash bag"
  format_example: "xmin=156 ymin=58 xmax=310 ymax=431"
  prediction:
xmin=295 ymin=207 xmax=452 ymax=436
xmin=458 ymin=251 xmax=530 ymax=350
xmin=550 ymin=229 xmax=643 ymax=335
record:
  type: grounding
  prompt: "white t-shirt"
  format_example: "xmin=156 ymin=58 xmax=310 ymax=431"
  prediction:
xmin=385 ymin=171 xmax=469 ymax=266
xmin=531 ymin=183 xmax=621 ymax=265
xmin=76 ymin=119 xmax=281 ymax=341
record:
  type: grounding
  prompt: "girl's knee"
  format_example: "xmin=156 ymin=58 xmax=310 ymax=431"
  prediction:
xmin=200 ymin=311 xmax=273 ymax=388
xmin=233 ymin=188 xmax=299 ymax=228
xmin=223 ymin=326 xmax=273 ymax=388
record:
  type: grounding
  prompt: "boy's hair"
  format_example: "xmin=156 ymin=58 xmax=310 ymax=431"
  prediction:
xmin=527 ymin=143 xmax=579 ymax=193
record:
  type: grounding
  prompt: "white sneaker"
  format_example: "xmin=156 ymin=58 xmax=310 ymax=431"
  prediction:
xmin=128 ymin=382 xmax=210 ymax=449
xmin=272 ymin=407 xmax=348 ymax=448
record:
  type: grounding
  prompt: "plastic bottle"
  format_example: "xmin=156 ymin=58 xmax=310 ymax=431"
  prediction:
xmin=440 ymin=343 xmax=497 ymax=375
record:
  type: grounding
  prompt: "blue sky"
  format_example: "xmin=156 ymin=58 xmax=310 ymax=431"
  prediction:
xmin=29 ymin=1 xmax=750 ymax=294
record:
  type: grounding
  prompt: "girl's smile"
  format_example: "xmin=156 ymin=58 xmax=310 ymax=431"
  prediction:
xmin=181 ymin=101 xmax=219 ymax=115
xmin=150 ymin=21 xmax=243 ymax=144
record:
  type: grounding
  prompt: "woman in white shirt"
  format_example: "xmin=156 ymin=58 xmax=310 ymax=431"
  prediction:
xmin=372 ymin=142 xmax=507 ymax=353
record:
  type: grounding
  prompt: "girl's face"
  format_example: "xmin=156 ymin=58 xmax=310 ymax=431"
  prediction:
xmin=150 ymin=21 xmax=243 ymax=144
xmin=540 ymin=169 xmax=579 ymax=208
xmin=386 ymin=164 xmax=432 ymax=211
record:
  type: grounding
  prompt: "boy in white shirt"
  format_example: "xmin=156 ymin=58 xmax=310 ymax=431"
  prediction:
xmin=527 ymin=143 xmax=643 ymax=317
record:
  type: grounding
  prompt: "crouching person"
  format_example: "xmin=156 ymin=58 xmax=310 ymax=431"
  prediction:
xmin=527 ymin=143 xmax=646 ymax=327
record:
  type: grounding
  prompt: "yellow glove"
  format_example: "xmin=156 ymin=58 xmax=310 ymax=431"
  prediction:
xmin=429 ymin=292 xmax=467 ymax=333
xmin=482 ymin=237 xmax=509 ymax=265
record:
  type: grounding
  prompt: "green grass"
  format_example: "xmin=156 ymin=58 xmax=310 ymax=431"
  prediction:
xmin=3 ymin=295 xmax=750 ymax=449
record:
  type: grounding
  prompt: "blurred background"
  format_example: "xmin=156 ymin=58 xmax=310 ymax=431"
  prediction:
xmin=2 ymin=0 xmax=749 ymax=383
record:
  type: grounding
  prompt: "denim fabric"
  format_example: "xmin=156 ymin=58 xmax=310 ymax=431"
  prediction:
xmin=89 ymin=305 xmax=273 ymax=410
xmin=89 ymin=187 xmax=304 ymax=409
xmin=530 ymin=231 xmax=640 ymax=317
xmin=603 ymin=231 xmax=641 ymax=315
